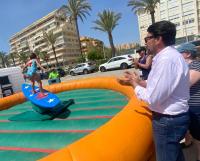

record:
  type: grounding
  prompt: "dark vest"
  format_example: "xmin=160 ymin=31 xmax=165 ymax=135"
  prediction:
xmin=138 ymin=55 xmax=151 ymax=80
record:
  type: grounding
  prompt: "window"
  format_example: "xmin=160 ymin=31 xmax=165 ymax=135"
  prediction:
xmin=189 ymin=18 xmax=194 ymax=23
xmin=183 ymin=18 xmax=195 ymax=25
xmin=175 ymin=22 xmax=180 ymax=27
xmin=113 ymin=58 xmax=119 ymax=62
xmin=182 ymin=1 xmax=193 ymax=7
xmin=115 ymin=57 xmax=125 ymax=61
xmin=75 ymin=64 xmax=82 ymax=68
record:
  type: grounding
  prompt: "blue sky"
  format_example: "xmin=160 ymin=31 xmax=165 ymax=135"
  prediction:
xmin=0 ymin=0 xmax=140 ymax=53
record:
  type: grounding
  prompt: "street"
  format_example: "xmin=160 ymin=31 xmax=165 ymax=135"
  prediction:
xmin=42 ymin=68 xmax=138 ymax=85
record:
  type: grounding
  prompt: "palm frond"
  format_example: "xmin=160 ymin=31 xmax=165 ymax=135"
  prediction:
xmin=93 ymin=10 xmax=121 ymax=33
xmin=128 ymin=0 xmax=160 ymax=14
xmin=43 ymin=30 xmax=57 ymax=45
xmin=65 ymin=0 xmax=91 ymax=22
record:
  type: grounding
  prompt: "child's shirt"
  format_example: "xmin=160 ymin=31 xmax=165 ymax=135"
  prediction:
xmin=27 ymin=59 xmax=37 ymax=76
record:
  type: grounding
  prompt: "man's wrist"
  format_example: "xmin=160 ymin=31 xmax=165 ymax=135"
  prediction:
xmin=131 ymin=80 xmax=139 ymax=88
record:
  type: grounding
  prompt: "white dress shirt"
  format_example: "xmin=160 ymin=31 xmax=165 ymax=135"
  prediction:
xmin=135 ymin=46 xmax=190 ymax=115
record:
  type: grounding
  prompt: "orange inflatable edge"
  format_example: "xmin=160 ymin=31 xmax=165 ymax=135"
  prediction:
xmin=0 ymin=76 xmax=155 ymax=161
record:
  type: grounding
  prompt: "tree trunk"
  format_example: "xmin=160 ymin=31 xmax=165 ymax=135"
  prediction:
xmin=75 ymin=18 xmax=84 ymax=61
xmin=108 ymin=32 xmax=116 ymax=57
xmin=150 ymin=11 xmax=155 ymax=24
xmin=11 ymin=55 xmax=16 ymax=66
xmin=46 ymin=60 xmax=50 ymax=69
xmin=1 ymin=56 xmax=5 ymax=68
xmin=52 ymin=45 xmax=59 ymax=67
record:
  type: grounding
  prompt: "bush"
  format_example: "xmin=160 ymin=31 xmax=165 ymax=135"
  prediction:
xmin=87 ymin=48 xmax=103 ymax=61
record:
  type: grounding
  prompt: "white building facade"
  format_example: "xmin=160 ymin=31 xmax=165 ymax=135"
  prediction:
xmin=137 ymin=0 xmax=200 ymax=45
xmin=9 ymin=9 xmax=81 ymax=67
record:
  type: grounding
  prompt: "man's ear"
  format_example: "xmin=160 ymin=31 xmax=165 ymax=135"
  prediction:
xmin=156 ymin=36 xmax=162 ymax=43
xmin=155 ymin=36 xmax=164 ymax=46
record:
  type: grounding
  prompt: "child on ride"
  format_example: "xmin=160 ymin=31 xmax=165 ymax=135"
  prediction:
xmin=23 ymin=53 xmax=47 ymax=98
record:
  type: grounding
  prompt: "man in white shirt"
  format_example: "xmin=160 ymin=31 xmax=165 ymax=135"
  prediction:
xmin=118 ymin=21 xmax=190 ymax=161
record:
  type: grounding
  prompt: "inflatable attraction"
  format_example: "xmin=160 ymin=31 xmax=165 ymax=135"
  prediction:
xmin=0 ymin=77 xmax=155 ymax=161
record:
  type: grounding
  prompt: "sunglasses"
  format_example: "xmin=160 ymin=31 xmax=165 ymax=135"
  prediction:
xmin=144 ymin=36 xmax=154 ymax=43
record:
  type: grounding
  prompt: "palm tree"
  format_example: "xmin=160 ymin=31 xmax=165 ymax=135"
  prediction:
xmin=57 ymin=0 xmax=91 ymax=60
xmin=43 ymin=30 xmax=59 ymax=67
xmin=8 ymin=52 xmax=17 ymax=66
xmin=33 ymin=49 xmax=49 ymax=68
xmin=93 ymin=10 xmax=121 ymax=57
xmin=128 ymin=0 xmax=160 ymax=24
xmin=0 ymin=51 xmax=7 ymax=68
xmin=39 ymin=51 xmax=50 ymax=68
xmin=17 ymin=52 xmax=29 ymax=65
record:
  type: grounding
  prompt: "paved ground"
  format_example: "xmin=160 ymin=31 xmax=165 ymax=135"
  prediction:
xmin=42 ymin=68 xmax=137 ymax=85
xmin=43 ymin=68 xmax=196 ymax=161
xmin=183 ymin=142 xmax=196 ymax=161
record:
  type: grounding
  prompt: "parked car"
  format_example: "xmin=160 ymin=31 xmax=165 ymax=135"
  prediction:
xmin=69 ymin=62 xmax=96 ymax=76
xmin=99 ymin=55 xmax=133 ymax=72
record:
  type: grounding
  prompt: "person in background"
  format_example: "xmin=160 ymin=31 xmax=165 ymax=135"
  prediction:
xmin=23 ymin=53 xmax=47 ymax=98
xmin=48 ymin=68 xmax=59 ymax=79
xmin=48 ymin=68 xmax=61 ymax=85
xmin=177 ymin=42 xmax=200 ymax=161
xmin=134 ymin=46 xmax=153 ymax=80
xmin=117 ymin=21 xmax=190 ymax=161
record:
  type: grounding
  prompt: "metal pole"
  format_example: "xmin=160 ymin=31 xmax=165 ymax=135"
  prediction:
xmin=180 ymin=0 xmax=189 ymax=42
xmin=103 ymin=44 xmax=105 ymax=59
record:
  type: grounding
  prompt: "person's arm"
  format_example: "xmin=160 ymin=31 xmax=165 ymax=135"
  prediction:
xmin=22 ymin=61 xmax=30 ymax=71
xmin=138 ymin=80 xmax=147 ymax=88
xmin=138 ymin=55 xmax=152 ymax=69
xmin=135 ymin=59 xmax=181 ymax=106
xmin=133 ymin=58 xmax=139 ymax=69
xmin=56 ymin=71 xmax=60 ymax=78
xmin=117 ymin=70 xmax=146 ymax=87
xmin=126 ymin=71 xmax=148 ymax=87
xmin=190 ymin=70 xmax=200 ymax=87
xmin=35 ymin=60 xmax=46 ymax=71
xmin=48 ymin=73 xmax=52 ymax=79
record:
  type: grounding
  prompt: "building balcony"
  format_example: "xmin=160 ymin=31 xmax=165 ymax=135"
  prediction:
xmin=10 ymin=46 xmax=17 ymax=50
xmin=34 ymin=36 xmax=44 ymax=43
xmin=34 ymin=41 xmax=46 ymax=49
xmin=10 ymin=49 xmax=17 ymax=53
xmin=18 ymin=43 xmax=28 ymax=50
xmin=53 ymin=28 xmax=63 ymax=35
xmin=55 ymin=39 xmax=65 ymax=46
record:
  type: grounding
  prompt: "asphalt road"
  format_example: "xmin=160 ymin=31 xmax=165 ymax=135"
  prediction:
xmin=42 ymin=68 xmax=138 ymax=85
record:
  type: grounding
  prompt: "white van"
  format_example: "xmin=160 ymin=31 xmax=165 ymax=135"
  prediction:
xmin=0 ymin=67 xmax=25 ymax=97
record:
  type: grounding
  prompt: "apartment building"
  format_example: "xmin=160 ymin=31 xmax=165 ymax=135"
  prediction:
xmin=115 ymin=42 xmax=137 ymax=51
xmin=9 ymin=9 xmax=81 ymax=67
xmin=80 ymin=36 xmax=104 ymax=56
xmin=137 ymin=0 xmax=200 ymax=45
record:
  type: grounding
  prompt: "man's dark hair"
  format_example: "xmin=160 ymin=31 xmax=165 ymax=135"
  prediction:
xmin=30 ymin=53 xmax=37 ymax=59
xmin=147 ymin=21 xmax=176 ymax=46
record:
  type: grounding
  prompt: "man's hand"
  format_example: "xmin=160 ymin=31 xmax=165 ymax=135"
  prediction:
xmin=117 ymin=76 xmax=132 ymax=86
xmin=117 ymin=71 xmax=141 ymax=87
